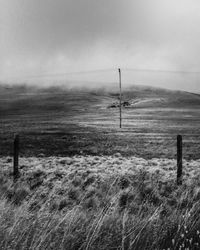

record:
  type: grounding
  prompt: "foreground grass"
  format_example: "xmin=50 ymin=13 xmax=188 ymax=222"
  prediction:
xmin=1 ymin=155 xmax=200 ymax=249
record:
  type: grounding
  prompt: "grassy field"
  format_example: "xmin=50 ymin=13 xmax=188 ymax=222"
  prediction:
xmin=1 ymin=155 xmax=200 ymax=249
xmin=1 ymin=84 xmax=200 ymax=249
xmin=0 ymin=84 xmax=200 ymax=159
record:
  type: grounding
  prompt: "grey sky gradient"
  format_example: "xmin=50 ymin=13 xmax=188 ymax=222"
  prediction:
xmin=1 ymin=0 xmax=200 ymax=91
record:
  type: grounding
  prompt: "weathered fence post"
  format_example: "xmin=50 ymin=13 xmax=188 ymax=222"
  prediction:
xmin=177 ymin=135 xmax=182 ymax=185
xmin=13 ymin=134 xmax=19 ymax=178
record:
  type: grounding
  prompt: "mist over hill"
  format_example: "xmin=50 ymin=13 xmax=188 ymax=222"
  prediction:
xmin=0 ymin=83 xmax=200 ymax=114
xmin=1 ymin=82 xmax=200 ymax=159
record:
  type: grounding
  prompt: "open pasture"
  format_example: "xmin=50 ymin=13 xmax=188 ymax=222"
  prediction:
xmin=0 ymin=84 xmax=200 ymax=159
xmin=1 ymin=84 xmax=200 ymax=249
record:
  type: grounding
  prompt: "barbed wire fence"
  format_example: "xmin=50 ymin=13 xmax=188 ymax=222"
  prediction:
xmin=0 ymin=67 xmax=200 ymax=184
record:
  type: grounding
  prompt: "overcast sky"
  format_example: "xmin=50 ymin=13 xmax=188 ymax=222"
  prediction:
xmin=1 ymin=0 xmax=200 ymax=92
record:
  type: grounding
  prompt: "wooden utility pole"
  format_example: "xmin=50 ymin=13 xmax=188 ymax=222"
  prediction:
xmin=177 ymin=134 xmax=182 ymax=185
xmin=118 ymin=68 xmax=122 ymax=128
xmin=13 ymin=134 xmax=19 ymax=178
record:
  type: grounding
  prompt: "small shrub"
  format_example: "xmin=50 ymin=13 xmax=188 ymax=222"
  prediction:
xmin=119 ymin=175 xmax=130 ymax=189
xmin=82 ymin=175 xmax=96 ymax=189
xmin=119 ymin=191 xmax=134 ymax=210
xmin=6 ymin=186 xmax=30 ymax=205
xmin=32 ymin=166 xmax=46 ymax=178
xmin=58 ymin=199 xmax=69 ymax=210
xmin=13 ymin=187 xmax=30 ymax=205
xmin=85 ymin=186 xmax=96 ymax=198
xmin=59 ymin=159 xmax=67 ymax=165
xmin=68 ymin=187 xmax=80 ymax=202
xmin=54 ymin=169 xmax=64 ymax=179
xmin=6 ymin=157 xmax=12 ymax=163
xmin=72 ymin=176 xmax=82 ymax=187
xmin=28 ymin=178 xmax=43 ymax=190
xmin=83 ymin=196 xmax=98 ymax=210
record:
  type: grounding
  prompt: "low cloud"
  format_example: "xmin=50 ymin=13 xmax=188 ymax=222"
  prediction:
xmin=1 ymin=0 xmax=200 ymax=92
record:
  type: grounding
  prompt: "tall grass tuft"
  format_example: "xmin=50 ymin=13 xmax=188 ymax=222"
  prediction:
xmin=1 ymin=156 xmax=200 ymax=249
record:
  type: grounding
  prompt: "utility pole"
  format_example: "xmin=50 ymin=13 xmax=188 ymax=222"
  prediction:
xmin=118 ymin=68 xmax=122 ymax=128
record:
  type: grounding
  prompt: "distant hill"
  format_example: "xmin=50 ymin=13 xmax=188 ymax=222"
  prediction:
xmin=120 ymin=85 xmax=200 ymax=108
xmin=0 ymin=83 xmax=200 ymax=117
xmin=1 ymin=83 xmax=200 ymax=159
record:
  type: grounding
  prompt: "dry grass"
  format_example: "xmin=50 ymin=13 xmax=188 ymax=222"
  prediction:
xmin=1 ymin=155 xmax=200 ymax=249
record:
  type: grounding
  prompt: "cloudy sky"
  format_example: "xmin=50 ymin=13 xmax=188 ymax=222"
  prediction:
xmin=1 ymin=0 xmax=200 ymax=91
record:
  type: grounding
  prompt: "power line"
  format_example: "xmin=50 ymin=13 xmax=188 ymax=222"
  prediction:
xmin=122 ymin=67 xmax=200 ymax=74
xmin=2 ymin=67 xmax=200 ymax=82
xmin=2 ymin=68 xmax=116 ymax=81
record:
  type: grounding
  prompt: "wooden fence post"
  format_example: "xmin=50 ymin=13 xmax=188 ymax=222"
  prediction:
xmin=177 ymin=135 xmax=182 ymax=185
xmin=13 ymin=134 xmax=19 ymax=178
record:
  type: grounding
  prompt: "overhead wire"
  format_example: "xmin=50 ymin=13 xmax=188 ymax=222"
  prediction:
xmin=122 ymin=67 xmax=200 ymax=74
xmin=1 ymin=68 xmax=116 ymax=81
xmin=3 ymin=67 xmax=200 ymax=82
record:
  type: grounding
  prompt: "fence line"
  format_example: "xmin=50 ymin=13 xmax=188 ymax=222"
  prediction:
xmin=11 ymin=134 xmax=184 ymax=185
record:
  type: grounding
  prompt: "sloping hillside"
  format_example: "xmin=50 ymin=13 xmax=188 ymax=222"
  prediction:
xmin=0 ymin=84 xmax=200 ymax=159
xmin=119 ymin=85 xmax=200 ymax=108
xmin=1 ymin=84 xmax=200 ymax=115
